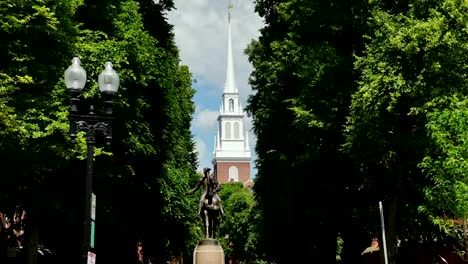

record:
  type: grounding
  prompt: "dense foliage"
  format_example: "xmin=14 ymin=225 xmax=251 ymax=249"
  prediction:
xmin=2 ymin=0 xmax=468 ymax=263
xmin=0 ymin=0 xmax=198 ymax=263
xmin=218 ymin=182 xmax=265 ymax=263
xmin=246 ymin=0 xmax=362 ymax=262
xmin=248 ymin=0 xmax=468 ymax=263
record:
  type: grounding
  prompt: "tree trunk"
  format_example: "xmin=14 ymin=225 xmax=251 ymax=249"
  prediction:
xmin=464 ymin=216 xmax=468 ymax=261
xmin=26 ymin=216 xmax=38 ymax=264
xmin=383 ymin=161 xmax=404 ymax=264
xmin=386 ymin=195 xmax=398 ymax=264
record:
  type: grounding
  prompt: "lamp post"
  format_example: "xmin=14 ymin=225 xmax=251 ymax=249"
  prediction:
xmin=64 ymin=56 xmax=120 ymax=262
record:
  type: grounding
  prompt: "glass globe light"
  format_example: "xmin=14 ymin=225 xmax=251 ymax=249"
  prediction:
xmin=98 ymin=60 xmax=119 ymax=95
xmin=64 ymin=57 xmax=87 ymax=91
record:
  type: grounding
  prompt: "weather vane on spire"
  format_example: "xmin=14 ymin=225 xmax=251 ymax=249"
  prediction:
xmin=228 ymin=1 xmax=233 ymax=22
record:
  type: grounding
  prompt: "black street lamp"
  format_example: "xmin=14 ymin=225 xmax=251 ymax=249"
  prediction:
xmin=64 ymin=56 xmax=119 ymax=263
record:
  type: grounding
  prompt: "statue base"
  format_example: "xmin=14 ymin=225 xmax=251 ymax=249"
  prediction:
xmin=193 ymin=239 xmax=225 ymax=264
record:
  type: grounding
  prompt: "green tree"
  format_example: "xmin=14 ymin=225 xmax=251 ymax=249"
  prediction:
xmin=218 ymin=183 xmax=250 ymax=260
xmin=249 ymin=0 xmax=468 ymax=263
xmin=419 ymin=96 xmax=468 ymax=257
xmin=218 ymin=182 xmax=265 ymax=263
xmin=0 ymin=0 xmax=199 ymax=263
xmin=345 ymin=0 xmax=468 ymax=262
xmin=0 ymin=0 xmax=81 ymax=197
xmin=0 ymin=1 xmax=84 ymax=261
xmin=72 ymin=0 xmax=198 ymax=262
xmin=246 ymin=0 xmax=366 ymax=262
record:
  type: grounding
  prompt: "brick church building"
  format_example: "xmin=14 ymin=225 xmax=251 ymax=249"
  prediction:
xmin=212 ymin=5 xmax=252 ymax=188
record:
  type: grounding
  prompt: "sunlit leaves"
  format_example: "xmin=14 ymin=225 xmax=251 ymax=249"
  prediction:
xmin=218 ymin=183 xmax=263 ymax=262
xmin=345 ymin=0 xmax=468 ymax=254
xmin=419 ymin=96 xmax=468 ymax=241
xmin=0 ymin=0 xmax=196 ymax=261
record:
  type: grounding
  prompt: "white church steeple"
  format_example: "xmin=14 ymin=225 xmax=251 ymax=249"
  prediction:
xmin=212 ymin=1 xmax=251 ymax=184
xmin=224 ymin=2 xmax=237 ymax=94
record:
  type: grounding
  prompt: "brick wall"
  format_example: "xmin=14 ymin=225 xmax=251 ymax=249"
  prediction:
xmin=215 ymin=162 xmax=250 ymax=184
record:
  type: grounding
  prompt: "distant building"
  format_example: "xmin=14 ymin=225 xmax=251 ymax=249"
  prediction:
xmin=212 ymin=5 xmax=251 ymax=186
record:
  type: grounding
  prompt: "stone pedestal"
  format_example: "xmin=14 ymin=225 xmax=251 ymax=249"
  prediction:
xmin=193 ymin=239 xmax=225 ymax=264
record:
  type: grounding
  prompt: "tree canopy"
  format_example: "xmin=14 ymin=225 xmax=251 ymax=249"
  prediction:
xmin=0 ymin=0 xmax=198 ymax=263
xmin=247 ymin=0 xmax=468 ymax=263
xmin=217 ymin=182 xmax=264 ymax=263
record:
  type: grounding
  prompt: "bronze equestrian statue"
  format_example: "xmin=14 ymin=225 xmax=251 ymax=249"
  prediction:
xmin=186 ymin=167 xmax=225 ymax=239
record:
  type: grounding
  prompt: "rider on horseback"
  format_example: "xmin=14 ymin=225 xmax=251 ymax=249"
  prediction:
xmin=186 ymin=167 xmax=226 ymax=218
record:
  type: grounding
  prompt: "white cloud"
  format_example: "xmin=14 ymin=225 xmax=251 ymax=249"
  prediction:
xmin=168 ymin=0 xmax=263 ymax=100
xmin=194 ymin=138 xmax=209 ymax=169
xmin=193 ymin=108 xmax=219 ymax=133
xmin=167 ymin=0 xmax=263 ymax=176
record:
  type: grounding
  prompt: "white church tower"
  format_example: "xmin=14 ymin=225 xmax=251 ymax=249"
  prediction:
xmin=212 ymin=2 xmax=251 ymax=184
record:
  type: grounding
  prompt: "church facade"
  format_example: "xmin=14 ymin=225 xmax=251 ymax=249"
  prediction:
xmin=212 ymin=6 xmax=251 ymax=186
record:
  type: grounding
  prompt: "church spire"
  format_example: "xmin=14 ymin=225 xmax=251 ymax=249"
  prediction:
xmin=228 ymin=1 xmax=232 ymax=22
xmin=224 ymin=1 xmax=237 ymax=93
xmin=212 ymin=1 xmax=251 ymax=184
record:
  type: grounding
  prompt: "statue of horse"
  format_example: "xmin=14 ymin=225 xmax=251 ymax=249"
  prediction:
xmin=186 ymin=167 xmax=225 ymax=239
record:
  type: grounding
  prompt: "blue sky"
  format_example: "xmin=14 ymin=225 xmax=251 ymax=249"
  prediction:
xmin=167 ymin=0 xmax=264 ymax=175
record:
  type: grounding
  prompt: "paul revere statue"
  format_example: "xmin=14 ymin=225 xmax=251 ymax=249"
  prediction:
xmin=186 ymin=167 xmax=225 ymax=239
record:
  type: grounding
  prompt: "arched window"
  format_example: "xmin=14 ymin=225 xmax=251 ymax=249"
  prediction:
xmin=234 ymin=122 xmax=240 ymax=139
xmin=228 ymin=99 xmax=234 ymax=112
xmin=225 ymin=122 xmax=231 ymax=139
xmin=229 ymin=166 xmax=239 ymax=182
